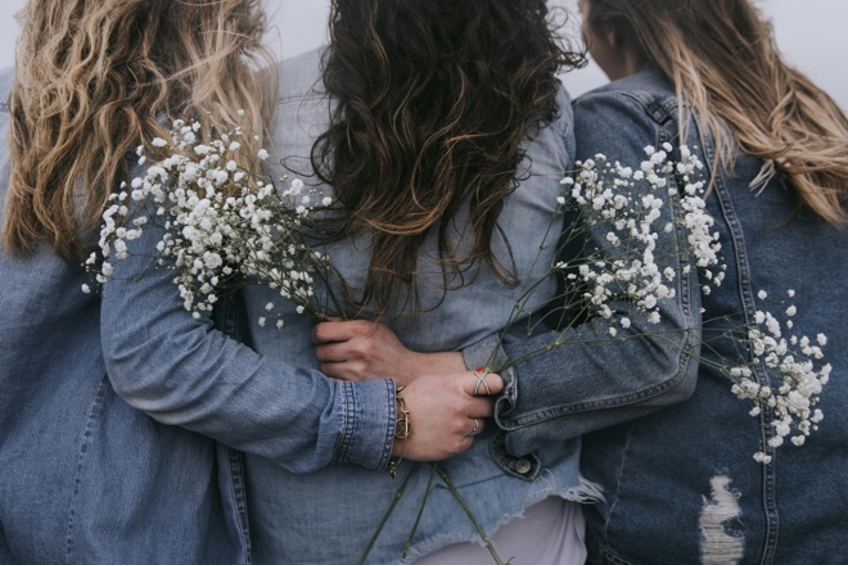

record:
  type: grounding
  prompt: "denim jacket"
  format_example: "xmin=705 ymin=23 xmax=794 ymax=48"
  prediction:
xmin=0 ymin=68 xmax=249 ymax=564
xmin=238 ymin=48 xmax=598 ymax=564
xmin=477 ymin=65 xmax=848 ymax=563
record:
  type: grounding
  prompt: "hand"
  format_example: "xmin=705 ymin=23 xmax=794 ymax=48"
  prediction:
xmin=314 ymin=319 xmax=466 ymax=386
xmin=394 ymin=370 xmax=504 ymax=462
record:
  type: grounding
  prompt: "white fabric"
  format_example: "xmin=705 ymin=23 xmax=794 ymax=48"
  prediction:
xmin=414 ymin=497 xmax=586 ymax=565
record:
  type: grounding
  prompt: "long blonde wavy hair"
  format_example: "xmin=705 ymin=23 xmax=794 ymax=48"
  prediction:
xmin=4 ymin=0 xmax=275 ymax=260
xmin=586 ymin=0 xmax=848 ymax=226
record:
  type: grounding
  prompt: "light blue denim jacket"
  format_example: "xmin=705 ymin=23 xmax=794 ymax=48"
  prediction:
xmin=0 ymin=68 xmax=249 ymax=564
xmin=478 ymin=66 xmax=848 ymax=564
xmin=0 ymin=57 xmax=399 ymax=562
xmin=240 ymin=48 xmax=597 ymax=564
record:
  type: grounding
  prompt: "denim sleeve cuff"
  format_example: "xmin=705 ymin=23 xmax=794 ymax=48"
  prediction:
xmin=333 ymin=379 xmax=396 ymax=471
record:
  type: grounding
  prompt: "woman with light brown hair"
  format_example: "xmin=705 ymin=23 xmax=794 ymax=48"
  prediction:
xmin=315 ymin=0 xmax=848 ymax=562
xmin=0 ymin=0 xmax=499 ymax=560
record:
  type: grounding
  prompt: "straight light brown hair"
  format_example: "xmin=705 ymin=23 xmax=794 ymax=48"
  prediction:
xmin=4 ymin=0 xmax=274 ymax=261
xmin=586 ymin=0 xmax=848 ymax=225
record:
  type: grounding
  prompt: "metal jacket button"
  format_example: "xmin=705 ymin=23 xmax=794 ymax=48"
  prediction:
xmin=514 ymin=458 xmax=532 ymax=475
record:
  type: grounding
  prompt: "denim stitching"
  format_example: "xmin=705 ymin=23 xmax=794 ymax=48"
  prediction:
xmin=333 ymin=381 xmax=355 ymax=464
xmin=226 ymin=447 xmax=252 ymax=564
xmin=377 ymin=379 xmax=395 ymax=470
xmin=64 ymin=372 xmax=109 ymax=563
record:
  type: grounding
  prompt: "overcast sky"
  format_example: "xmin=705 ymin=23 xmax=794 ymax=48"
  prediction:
xmin=0 ymin=1 xmax=846 ymax=111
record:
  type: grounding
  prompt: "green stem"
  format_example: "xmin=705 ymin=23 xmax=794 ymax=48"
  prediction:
xmin=433 ymin=464 xmax=504 ymax=565
xmin=358 ymin=462 xmax=419 ymax=565
xmin=402 ymin=463 xmax=437 ymax=561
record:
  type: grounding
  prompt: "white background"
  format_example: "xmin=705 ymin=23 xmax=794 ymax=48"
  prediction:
xmin=1 ymin=1 xmax=845 ymax=111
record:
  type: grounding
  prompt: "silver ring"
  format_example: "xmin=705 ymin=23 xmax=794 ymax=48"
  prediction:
xmin=470 ymin=418 xmax=480 ymax=437
xmin=473 ymin=368 xmax=492 ymax=396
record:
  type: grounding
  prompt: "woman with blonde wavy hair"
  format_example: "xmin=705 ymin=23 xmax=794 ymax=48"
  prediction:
xmin=1 ymin=0 xmax=497 ymax=561
xmin=0 ymin=1 xmax=271 ymax=562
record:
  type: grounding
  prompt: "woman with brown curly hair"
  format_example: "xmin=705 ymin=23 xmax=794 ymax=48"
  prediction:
xmin=208 ymin=0 xmax=593 ymax=562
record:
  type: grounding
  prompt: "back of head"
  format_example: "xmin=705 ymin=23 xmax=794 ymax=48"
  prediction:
xmin=314 ymin=0 xmax=582 ymax=316
xmin=3 ymin=0 xmax=273 ymax=261
xmin=586 ymin=0 xmax=848 ymax=225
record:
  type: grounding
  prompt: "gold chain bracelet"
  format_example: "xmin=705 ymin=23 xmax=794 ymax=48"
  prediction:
xmin=389 ymin=385 xmax=411 ymax=478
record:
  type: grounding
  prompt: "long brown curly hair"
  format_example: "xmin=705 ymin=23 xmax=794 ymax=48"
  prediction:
xmin=4 ymin=0 xmax=274 ymax=261
xmin=312 ymin=0 xmax=583 ymax=316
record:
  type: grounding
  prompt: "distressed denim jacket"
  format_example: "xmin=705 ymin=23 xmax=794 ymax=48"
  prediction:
xmin=470 ymin=66 xmax=848 ymax=564
xmin=239 ymin=48 xmax=598 ymax=564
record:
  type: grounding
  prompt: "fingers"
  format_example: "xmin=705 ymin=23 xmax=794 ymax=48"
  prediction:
xmin=315 ymin=341 xmax=355 ymax=363
xmin=461 ymin=369 xmax=505 ymax=397
xmin=466 ymin=417 xmax=485 ymax=437
xmin=312 ymin=319 xmax=374 ymax=345
xmin=465 ymin=395 xmax=495 ymax=418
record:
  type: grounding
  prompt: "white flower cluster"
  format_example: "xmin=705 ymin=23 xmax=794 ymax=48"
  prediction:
xmin=87 ymin=119 xmax=328 ymax=328
xmin=552 ymin=146 xmax=830 ymax=464
xmin=729 ymin=292 xmax=829 ymax=464
xmin=558 ymin=144 xmax=721 ymax=334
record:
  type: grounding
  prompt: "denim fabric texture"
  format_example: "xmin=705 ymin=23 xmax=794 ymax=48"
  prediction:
xmin=490 ymin=65 xmax=848 ymax=563
xmin=240 ymin=48 xmax=598 ymax=564
xmin=101 ymin=200 xmax=396 ymax=474
xmin=0 ymin=67 xmax=249 ymax=564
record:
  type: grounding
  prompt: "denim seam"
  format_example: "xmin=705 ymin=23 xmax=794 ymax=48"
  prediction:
xmin=376 ymin=379 xmax=396 ymax=471
xmin=64 ymin=371 xmax=109 ymax=563
xmin=277 ymin=92 xmax=324 ymax=106
xmin=333 ymin=381 xmax=355 ymax=464
xmin=225 ymin=447 xmax=252 ymax=564
xmin=703 ymin=119 xmax=780 ymax=562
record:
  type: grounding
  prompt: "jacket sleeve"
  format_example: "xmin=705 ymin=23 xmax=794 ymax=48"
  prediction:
xmin=100 ymin=202 xmax=395 ymax=473
xmin=466 ymin=89 xmax=704 ymax=458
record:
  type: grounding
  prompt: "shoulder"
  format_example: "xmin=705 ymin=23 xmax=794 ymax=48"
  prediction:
xmin=274 ymin=47 xmax=326 ymax=106
xmin=573 ymin=65 xmax=678 ymax=128
xmin=0 ymin=65 xmax=13 ymax=114
xmin=571 ymin=66 xmax=681 ymax=161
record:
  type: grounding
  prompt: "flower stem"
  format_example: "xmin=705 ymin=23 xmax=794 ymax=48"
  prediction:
xmin=358 ymin=462 xmax=419 ymax=565
xmin=402 ymin=463 xmax=437 ymax=561
xmin=433 ymin=463 xmax=504 ymax=565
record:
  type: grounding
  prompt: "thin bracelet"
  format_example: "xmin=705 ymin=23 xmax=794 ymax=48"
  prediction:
xmin=389 ymin=385 xmax=411 ymax=479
